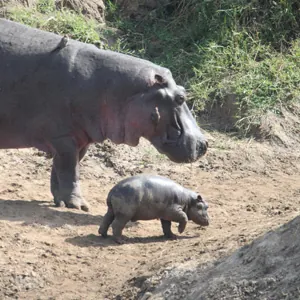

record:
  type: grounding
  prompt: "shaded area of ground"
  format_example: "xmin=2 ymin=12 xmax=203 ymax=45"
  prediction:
xmin=135 ymin=216 xmax=300 ymax=300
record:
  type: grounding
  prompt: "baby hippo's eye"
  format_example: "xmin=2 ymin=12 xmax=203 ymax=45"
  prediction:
xmin=176 ymin=94 xmax=185 ymax=105
xmin=197 ymin=203 xmax=203 ymax=209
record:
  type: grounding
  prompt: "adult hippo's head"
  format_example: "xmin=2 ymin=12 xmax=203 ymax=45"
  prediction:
xmin=124 ymin=71 xmax=208 ymax=163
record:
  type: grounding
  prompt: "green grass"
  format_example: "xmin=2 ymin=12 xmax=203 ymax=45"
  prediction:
xmin=6 ymin=0 xmax=104 ymax=45
xmin=105 ymin=0 xmax=300 ymax=134
xmin=190 ymin=35 xmax=300 ymax=128
xmin=6 ymin=0 xmax=136 ymax=54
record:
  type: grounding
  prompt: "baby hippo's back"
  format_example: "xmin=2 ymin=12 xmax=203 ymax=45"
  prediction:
xmin=107 ymin=174 xmax=193 ymax=221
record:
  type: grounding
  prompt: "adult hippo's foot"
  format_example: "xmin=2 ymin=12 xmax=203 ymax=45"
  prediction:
xmin=54 ymin=195 xmax=90 ymax=212
xmin=67 ymin=195 xmax=89 ymax=211
xmin=51 ymin=171 xmax=90 ymax=211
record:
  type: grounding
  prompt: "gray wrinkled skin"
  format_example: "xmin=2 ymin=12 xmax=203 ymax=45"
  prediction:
xmin=0 ymin=19 xmax=207 ymax=212
xmin=99 ymin=175 xmax=209 ymax=243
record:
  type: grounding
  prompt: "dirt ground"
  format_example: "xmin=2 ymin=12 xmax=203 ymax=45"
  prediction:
xmin=0 ymin=130 xmax=299 ymax=299
xmin=145 ymin=215 xmax=300 ymax=300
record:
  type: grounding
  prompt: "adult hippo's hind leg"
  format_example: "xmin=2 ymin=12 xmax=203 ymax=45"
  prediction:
xmin=51 ymin=138 xmax=89 ymax=211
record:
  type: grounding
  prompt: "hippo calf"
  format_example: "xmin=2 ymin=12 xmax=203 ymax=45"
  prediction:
xmin=99 ymin=175 xmax=209 ymax=243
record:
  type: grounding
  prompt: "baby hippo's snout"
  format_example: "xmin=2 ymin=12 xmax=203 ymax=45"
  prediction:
xmin=199 ymin=215 xmax=210 ymax=226
xmin=198 ymin=206 xmax=210 ymax=226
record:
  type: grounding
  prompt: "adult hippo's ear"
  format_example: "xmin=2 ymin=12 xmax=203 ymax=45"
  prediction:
xmin=154 ymin=74 xmax=165 ymax=85
xmin=149 ymin=74 xmax=167 ymax=87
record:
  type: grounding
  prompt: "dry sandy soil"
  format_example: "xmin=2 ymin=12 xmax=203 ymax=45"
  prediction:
xmin=0 ymin=126 xmax=299 ymax=299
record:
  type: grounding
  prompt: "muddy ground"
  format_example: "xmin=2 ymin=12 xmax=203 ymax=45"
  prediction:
xmin=0 ymin=130 xmax=299 ymax=299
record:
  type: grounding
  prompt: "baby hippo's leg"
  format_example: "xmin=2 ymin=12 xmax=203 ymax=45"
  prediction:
xmin=111 ymin=214 xmax=130 ymax=244
xmin=160 ymin=219 xmax=177 ymax=239
xmin=167 ymin=208 xmax=188 ymax=234
xmin=99 ymin=208 xmax=115 ymax=237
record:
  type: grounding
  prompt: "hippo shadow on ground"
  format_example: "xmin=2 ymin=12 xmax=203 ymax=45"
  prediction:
xmin=66 ymin=233 xmax=198 ymax=247
xmin=0 ymin=199 xmax=102 ymax=227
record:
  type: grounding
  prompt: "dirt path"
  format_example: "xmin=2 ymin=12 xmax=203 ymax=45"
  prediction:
xmin=0 ymin=137 xmax=299 ymax=299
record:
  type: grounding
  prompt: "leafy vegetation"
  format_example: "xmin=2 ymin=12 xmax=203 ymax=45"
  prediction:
xmin=105 ymin=0 xmax=300 ymax=133
xmin=4 ymin=0 xmax=300 ymax=134
xmin=7 ymin=0 xmax=101 ymax=44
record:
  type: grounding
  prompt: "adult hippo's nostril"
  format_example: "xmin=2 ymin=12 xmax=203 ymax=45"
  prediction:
xmin=197 ymin=140 xmax=208 ymax=157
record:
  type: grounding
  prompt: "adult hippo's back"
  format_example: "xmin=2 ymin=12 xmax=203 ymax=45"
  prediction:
xmin=0 ymin=18 xmax=208 ymax=211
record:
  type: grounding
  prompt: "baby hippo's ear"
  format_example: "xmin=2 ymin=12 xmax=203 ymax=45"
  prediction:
xmin=197 ymin=195 xmax=204 ymax=202
xmin=196 ymin=194 xmax=208 ymax=208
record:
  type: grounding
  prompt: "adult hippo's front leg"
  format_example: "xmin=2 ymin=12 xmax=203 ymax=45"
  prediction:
xmin=51 ymin=145 xmax=89 ymax=207
xmin=50 ymin=138 xmax=89 ymax=211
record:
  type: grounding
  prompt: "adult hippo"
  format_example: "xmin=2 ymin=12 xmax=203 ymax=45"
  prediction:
xmin=0 ymin=18 xmax=208 ymax=211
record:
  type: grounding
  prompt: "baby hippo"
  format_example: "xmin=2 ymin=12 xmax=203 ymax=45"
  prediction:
xmin=99 ymin=174 xmax=209 ymax=243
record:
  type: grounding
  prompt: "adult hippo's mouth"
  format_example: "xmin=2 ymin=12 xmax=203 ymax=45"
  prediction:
xmin=151 ymin=102 xmax=208 ymax=163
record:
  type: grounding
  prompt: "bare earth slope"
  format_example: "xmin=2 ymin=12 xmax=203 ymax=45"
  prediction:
xmin=137 ymin=215 xmax=300 ymax=300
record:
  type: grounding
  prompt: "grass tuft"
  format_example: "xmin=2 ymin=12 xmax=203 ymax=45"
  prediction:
xmin=6 ymin=0 xmax=103 ymax=45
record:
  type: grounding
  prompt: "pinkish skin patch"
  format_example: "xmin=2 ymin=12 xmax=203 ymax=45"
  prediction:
xmin=130 ymin=120 xmax=140 ymax=129
xmin=73 ymin=129 xmax=91 ymax=149
xmin=36 ymin=129 xmax=91 ymax=156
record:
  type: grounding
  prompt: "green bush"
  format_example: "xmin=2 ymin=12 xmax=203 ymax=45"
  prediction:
xmin=107 ymin=0 xmax=300 ymax=133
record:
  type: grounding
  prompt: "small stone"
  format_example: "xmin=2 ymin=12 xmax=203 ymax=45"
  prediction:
xmin=141 ymin=292 xmax=153 ymax=300
xmin=30 ymin=271 xmax=37 ymax=277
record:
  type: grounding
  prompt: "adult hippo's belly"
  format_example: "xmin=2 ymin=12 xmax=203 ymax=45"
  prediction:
xmin=0 ymin=18 xmax=208 ymax=211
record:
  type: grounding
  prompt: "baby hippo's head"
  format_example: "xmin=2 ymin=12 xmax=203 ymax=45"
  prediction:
xmin=187 ymin=195 xmax=209 ymax=226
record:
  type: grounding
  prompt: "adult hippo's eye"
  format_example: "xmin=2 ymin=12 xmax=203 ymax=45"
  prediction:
xmin=176 ymin=94 xmax=185 ymax=105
